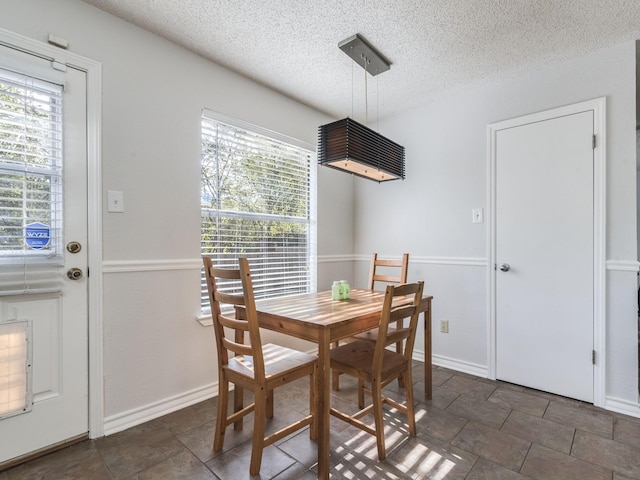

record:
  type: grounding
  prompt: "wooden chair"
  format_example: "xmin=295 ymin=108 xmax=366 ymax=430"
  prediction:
xmin=332 ymin=253 xmax=409 ymax=391
xmin=203 ymin=256 xmax=318 ymax=476
xmin=329 ymin=281 xmax=424 ymax=460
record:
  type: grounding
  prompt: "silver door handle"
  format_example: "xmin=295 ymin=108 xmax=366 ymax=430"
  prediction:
xmin=67 ymin=268 xmax=83 ymax=280
xmin=499 ymin=263 xmax=510 ymax=272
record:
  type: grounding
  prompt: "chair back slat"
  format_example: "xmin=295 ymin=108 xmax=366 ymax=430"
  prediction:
xmin=222 ymin=337 xmax=254 ymax=357
xmin=214 ymin=291 xmax=245 ymax=307
xmin=372 ymin=281 xmax=424 ymax=373
xmin=218 ymin=313 xmax=250 ymax=331
xmin=203 ymin=256 xmax=266 ymax=381
xmin=368 ymin=253 xmax=409 ymax=290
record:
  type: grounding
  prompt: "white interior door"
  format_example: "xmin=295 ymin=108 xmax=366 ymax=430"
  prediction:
xmin=0 ymin=46 xmax=89 ymax=463
xmin=494 ymin=109 xmax=594 ymax=402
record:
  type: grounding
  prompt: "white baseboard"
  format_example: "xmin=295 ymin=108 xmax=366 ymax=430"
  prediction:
xmin=604 ymin=395 xmax=640 ymax=419
xmin=103 ymin=383 xmax=218 ymax=436
xmin=432 ymin=354 xmax=489 ymax=378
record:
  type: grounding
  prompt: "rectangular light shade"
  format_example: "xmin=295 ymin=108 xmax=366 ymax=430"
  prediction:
xmin=318 ymin=118 xmax=405 ymax=182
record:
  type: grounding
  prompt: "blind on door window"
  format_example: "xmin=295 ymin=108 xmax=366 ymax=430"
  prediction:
xmin=201 ymin=111 xmax=316 ymax=313
xmin=0 ymin=67 xmax=64 ymax=295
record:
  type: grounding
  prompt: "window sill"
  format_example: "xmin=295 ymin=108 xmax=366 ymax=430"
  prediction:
xmin=196 ymin=314 xmax=212 ymax=327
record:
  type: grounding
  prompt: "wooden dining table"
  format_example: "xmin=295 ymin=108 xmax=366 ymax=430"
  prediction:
xmin=237 ymin=288 xmax=433 ymax=479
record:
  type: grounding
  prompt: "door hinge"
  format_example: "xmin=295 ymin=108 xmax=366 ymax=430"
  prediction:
xmin=592 ymin=134 xmax=596 ymax=149
xmin=592 ymin=350 xmax=596 ymax=364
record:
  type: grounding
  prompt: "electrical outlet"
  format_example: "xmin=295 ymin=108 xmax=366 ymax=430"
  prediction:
xmin=440 ymin=320 xmax=449 ymax=333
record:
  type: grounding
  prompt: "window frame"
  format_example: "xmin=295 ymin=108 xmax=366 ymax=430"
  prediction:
xmin=200 ymin=110 xmax=317 ymax=315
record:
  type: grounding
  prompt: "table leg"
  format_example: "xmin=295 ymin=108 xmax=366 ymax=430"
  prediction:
xmin=317 ymin=330 xmax=330 ymax=479
xmin=424 ymin=299 xmax=432 ymax=400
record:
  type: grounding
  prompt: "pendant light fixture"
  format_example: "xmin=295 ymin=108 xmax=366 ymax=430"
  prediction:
xmin=318 ymin=34 xmax=405 ymax=182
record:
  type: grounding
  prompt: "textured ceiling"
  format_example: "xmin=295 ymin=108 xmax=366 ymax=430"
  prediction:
xmin=81 ymin=0 xmax=640 ymax=120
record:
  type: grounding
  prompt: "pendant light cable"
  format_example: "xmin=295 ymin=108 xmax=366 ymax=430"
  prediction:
xmin=364 ymin=56 xmax=368 ymax=125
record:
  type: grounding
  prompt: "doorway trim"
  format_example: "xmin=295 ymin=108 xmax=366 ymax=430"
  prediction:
xmin=487 ymin=97 xmax=606 ymax=407
xmin=0 ymin=27 xmax=104 ymax=436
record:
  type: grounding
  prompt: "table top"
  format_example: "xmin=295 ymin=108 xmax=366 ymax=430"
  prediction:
xmin=255 ymin=288 xmax=384 ymax=324
xmin=252 ymin=288 xmax=432 ymax=343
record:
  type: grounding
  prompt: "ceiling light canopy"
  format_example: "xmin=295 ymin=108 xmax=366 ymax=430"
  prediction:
xmin=318 ymin=34 xmax=405 ymax=183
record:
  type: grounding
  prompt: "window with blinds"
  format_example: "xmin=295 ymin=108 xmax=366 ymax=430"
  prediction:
xmin=201 ymin=111 xmax=316 ymax=313
xmin=0 ymin=67 xmax=64 ymax=295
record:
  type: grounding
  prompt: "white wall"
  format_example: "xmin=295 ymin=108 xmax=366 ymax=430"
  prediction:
xmin=356 ymin=41 xmax=640 ymax=412
xmin=0 ymin=0 xmax=354 ymax=431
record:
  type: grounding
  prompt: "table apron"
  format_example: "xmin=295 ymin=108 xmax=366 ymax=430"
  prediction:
xmin=257 ymin=312 xmax=382 ymax=344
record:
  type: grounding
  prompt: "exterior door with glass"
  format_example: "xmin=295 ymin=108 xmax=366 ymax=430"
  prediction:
xmin=0 ymin=45 xmax=89 ymax=464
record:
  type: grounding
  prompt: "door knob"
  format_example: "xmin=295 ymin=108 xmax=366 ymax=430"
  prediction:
xmin=67 ymin=268 xmax=83 ymax=280
xmin=66 ymin=241 xmax=82 ymax=254
xmin=499 ymin=263 xmax=510 ymax=272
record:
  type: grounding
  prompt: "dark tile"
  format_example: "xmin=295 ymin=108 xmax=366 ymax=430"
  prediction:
xmin=544 ymin=401 xmax=613 ymax=438
xmin=155 ymin=397 xmax=217 ymax=435
xmin=451 ymin=422 xmax=529 ymax=471
xmin=4 ymin=442 xmax=111 ymax=480
xmin=572 ymin=429 xmax=640 ymax=478
xmin=415 ymin=404 xmax=467 ymax=442
xmin=520 ymin=443 xmax=612 ymax=480
xmin=614 ymin=416 xmax=640 ymax=449
xmin=272 ymin=462 xmax=317 ymax=480
xmin=205 ymin=443 xmax=295 ymax=479
xmin=128 ymin=449 xmax=216 ymax=480
xmin=614 ymin=473 xmax=640 ymax=480
xmin=466 ymin=458 xmax=529 ymax=479
xmin=95 ymin=426 xmax=186 ymax=479
xmin=329 ymin=448 xmax=410 ymax=479
xmin=387 ymin=433 xmax=478 ymax=480
xmin=431 ymin=367 xmax=454 ymax=386
xmin=5 ymin=362 xmax=637 ymax=480
xmin=338 ymin=410 xmax=413 ymax=462
xmin=501 ymin=410 xmax=575 ymax=454
xmin=427 ymin=385 xmax=460 ymax=410
xmin=176 ymin=420 xmax=219 ymax=463
xmin=488 ymin=387 xmax=549 ymax=417
xmin=277 ymin=430 xmax=317 ymax=467
xmin=439 ymin=374 xmax=497 ymax=399
xmin=446 ymin=394 xmax=511 ymax=429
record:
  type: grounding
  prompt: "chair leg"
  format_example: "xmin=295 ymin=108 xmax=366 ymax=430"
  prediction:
xmin=266 ymin=389 xmax=274 ymax=419
xmin=404 ymin=367 xmax=416 ymax=436
xmin=214 ymin=378 xmax=229 ymax=451
xmin=250 ymin=387 xmax=267 ymax=476
xmin=396 ymin=319 xmax=405 ymax=388
xmin=358 ymin=378 xmax=366 ymax=409
xmin=371 ymin=379 xmax=386 ymax=461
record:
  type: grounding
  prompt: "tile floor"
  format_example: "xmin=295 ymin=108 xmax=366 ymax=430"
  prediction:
xmin=2 ymin=364 xmax=640 ymax=479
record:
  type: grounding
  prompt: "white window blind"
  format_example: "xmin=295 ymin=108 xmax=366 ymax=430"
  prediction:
xmin=0 ymin=67 xmax=64 ymax=295
xmin=201 ymin=111 xmax=316 ymax=312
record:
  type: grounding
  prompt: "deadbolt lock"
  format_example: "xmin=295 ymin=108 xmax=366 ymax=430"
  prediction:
xmin=67 ymin=241 xmax=82 ymax=254
xmin=67 ymin=268 xmax=83 ymax=280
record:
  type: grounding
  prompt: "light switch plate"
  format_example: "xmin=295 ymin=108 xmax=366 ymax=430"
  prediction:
xmin=108 ymin=190 xmax=124 ymax=213
xmin=472 ymin=208 xmax=484 ymax=224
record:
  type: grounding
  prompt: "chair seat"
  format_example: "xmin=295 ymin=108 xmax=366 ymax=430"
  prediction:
xmin=226 ymin=343 xmax=317 ymax=380
xmin=330 ymin=340 xmax=408 ymax=380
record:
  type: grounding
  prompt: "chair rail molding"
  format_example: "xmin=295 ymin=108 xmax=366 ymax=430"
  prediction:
xmin=605 ymin=259 xmax=640 ymax=272
xmin=353 ymin=254 xmax=487 ymax=267
xmin=102 ymin=259 xmax=201 ymax=273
